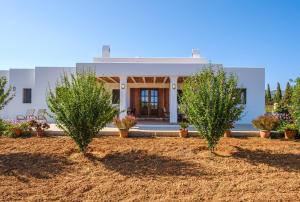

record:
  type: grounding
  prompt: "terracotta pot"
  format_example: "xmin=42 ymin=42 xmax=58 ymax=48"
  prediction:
xmin=36 ymin=129 xmax=44 ymax=137
xmin=224 ymin=130 xmax=232 ymax=137
xmin=119 ymin=129 xmax=129 ymax=138
xmin=13 ymin=128 xmax=22 ymax=136
xmin=179 ymin=129 xmax=189 ymax=138
xmin=260 ymin=130 xmax=271 ymax=138
xmin=284 ymin=130 xmax=297 ymax=140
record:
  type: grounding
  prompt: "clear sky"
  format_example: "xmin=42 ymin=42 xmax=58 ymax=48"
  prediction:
xmin=0 ymin=0 xmax=299 ymax=89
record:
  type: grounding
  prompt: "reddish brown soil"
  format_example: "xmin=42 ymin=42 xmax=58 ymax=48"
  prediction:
xmin=0 ymin=136 xmax=300 ymax=201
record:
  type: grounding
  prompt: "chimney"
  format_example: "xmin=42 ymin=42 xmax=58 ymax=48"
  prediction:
xmin=102 ymin=45 xmax=110 ymax=58
xmin=192 ymin=48 xmax=200 ymax=58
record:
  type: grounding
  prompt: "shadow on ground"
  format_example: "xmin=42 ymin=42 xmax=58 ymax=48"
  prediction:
xmin=89 ymin=150 xmax=203 ymax=177
xmin=0 ymin=152 xmax=72 ymax=182
xmin=232 ymin=146 xmax=300 ymax=171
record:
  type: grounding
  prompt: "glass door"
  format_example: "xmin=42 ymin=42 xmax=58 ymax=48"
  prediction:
xmin=140 ymin=89 xmax=159 ymax=117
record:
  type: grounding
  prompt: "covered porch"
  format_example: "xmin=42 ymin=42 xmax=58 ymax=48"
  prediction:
xmin=97 ymin=76 xmax=187 ymax=123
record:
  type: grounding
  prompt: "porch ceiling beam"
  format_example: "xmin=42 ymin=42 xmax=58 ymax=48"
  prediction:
xmin=107 ymin=77 xmax=118 ymax=83
xmin=142 ymin=77 xmax=146 ymax=83
xmin=163 ymin=77 xmax=168 ymax=83
xmin=97 ymin=77 xmax=107 ymax=83
xmin=131 ymin=76 xmax=136 ymax=83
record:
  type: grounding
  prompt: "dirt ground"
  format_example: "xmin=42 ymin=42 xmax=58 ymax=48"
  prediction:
xmin=0 ymin=136 xmax=300 ymax=201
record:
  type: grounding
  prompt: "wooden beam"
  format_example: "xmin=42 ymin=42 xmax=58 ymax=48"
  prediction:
xmin=132 ymin=76 xmax=136 ymax=83
xmin=163 ymin=77 xmax=168 ymax=83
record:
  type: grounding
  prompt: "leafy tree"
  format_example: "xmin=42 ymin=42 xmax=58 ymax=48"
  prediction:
xmin=265 ymin=83 xmax=273 ymax=105
xmin=47 ymin=72 xmax=118 ymax=153
xmin=274 ymin=82 xmax=282 ymax=103
xmin=292 ymin=78 xmax=300 ymax=128
xmin=0 ymin=76 xmax=14 ymax=111
xmin=180 ymin=68 xmax=244 ymax=152
xmin=283 ymin=81 xmax=293 ymax=106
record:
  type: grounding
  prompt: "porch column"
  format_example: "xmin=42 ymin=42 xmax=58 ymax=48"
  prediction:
xmin=169 ymin=76 xmax=178 ymax=123
xmin=119 ymin=76 xmax=127 ymax=119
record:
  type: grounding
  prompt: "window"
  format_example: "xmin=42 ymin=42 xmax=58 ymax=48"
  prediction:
xmin=238 ymin=88 xmax=247 ymax=104
xmin=112 ymin=89 xmax=120 ymax=104
xmin=23 ymin=88 xmax=32 ymax=103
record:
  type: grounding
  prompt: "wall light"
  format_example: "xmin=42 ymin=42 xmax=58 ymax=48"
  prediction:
xmin=121 ymin=84 xmax=125 ymax=89
xmin=172 ymin=83 xmax=176 ymax=89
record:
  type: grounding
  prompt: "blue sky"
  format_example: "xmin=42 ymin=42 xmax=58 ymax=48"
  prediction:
xmin=0 ymin=0 xmax=299 ymax=89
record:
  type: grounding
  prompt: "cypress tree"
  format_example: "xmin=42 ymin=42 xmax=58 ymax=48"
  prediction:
xmin=274 ymin=82 xmax=282 ymax=103
xmin=283 ymin=82 xmax=293 ymax=106
xmin=265 ymin=84 xmax=272 ymax=105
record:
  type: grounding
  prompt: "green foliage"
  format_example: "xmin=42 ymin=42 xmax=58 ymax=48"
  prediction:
xmin=47 ymin=72 xmax=118 ymax=153
xmin=283 ymin=82 xmax=293 ymax=106
xmin=265 ymin=83 xmax=273 ymax=105
xmin=283 ymin=123 xmax=298 ymax=131
xmin=180 ymin=67 xmax=244 ymax=151
xmin=179 ymin=121 xmax=189 ymax=129
xmin=274 ymin=82 xmax=282 ymax=103
xmin=252 ymin=115 xmax=279 ymax=131
xmin=0 ymin=120 xmax=32 ymax=138
xmin=0 ymin=76 xmax=15 ymax=111
xmin=292 ymin=78 xmax=300 ymax=129
xmin=113 ymin=115 xmax=137 ymax=130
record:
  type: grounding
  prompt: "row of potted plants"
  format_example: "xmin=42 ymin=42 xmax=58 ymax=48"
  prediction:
xmin=0 ymin=119 xmax=50 ymax=138
xmin=252 ymin=114 xmax=299 ymax=139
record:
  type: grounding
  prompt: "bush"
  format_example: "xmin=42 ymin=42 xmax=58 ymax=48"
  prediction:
xmin=283 ymin=123 xmax=298 ymax=131
xmin=1 ymin=120 xmax=32 ymax=138
xmin=0 ymin=76 xmax=15 ymax=111
xmin=180 ymin=67 xmax=244 ymax=152
xmin=113 ymin=116 xmax=137 ymax=130
xmin=179 ymin=121 xmax=189 ymax=129
xmin=292 ymin=78 xmax=300 ymax=130
xmin=47 ymin=72 xmax=118 ymax=153
xmin=252 ymin=115 xmax=279 ymax=131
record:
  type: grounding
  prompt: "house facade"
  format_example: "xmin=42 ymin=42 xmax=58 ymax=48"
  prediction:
xmin=0 ymin=46 xmax=265 ymax=124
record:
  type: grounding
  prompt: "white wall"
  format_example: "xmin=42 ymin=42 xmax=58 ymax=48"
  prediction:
xmin=1 ymin=69 xmax=35 ymax=119
xmin=77 ymin=63 xmax=265 ymax=123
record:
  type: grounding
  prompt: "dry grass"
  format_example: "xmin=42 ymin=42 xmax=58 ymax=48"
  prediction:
xmin=0 ymin=136 xmax=300 ymax=201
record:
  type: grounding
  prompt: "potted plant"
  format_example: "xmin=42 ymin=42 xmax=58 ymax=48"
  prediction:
xmin=283 ymin=123 xmax=298 ymax=139
xmin=224 ymin=122 xmax=234 ymax=137
xmin=252 ymin=115 xmax=279 ymax=138
xmin=179 ymin=121 xmax=189 ymax=138
xmin=29 ymin=120 xmax=50 ymax=137
xmin=113 ymin=115 xmax=137 ymax=138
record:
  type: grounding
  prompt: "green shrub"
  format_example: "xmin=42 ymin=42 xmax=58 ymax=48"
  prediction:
xmin=179 ymin=121 xmax=189 ymax=129
xmin=283 ymin=123 xmax=298 ymax=131
xmin=292 ymin=78 xmax=300 ymax=130
xmin=0 ymin=76 xmax=15 ymax=111
xmin=47 ymin=72 xmax=118 ymax=153
xmin=252 ymin=115 xmax=279 ymax=131
xmin=1 ymin=120 xmax=32 ymax=138
xmin=180 ymin=67 xmax=244 ymax=152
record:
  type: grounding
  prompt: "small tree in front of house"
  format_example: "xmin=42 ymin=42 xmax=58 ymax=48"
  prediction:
xmin=0 ymin=76 xmax=15 ymax=111
xmin=47 ymin=72 xmax=118 ymax=153
xmin=292 ymin=78 xmax=300 ymax=129
xmin=180 ymin=67 xmax=245 ymax=152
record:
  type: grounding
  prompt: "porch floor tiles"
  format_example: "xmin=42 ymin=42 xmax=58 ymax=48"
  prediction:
xmin=47 ymin=123 xmax=259 ymax=137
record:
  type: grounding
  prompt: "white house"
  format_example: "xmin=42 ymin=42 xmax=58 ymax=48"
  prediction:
xmin=0 ymin=46 xmax=265 ymax=124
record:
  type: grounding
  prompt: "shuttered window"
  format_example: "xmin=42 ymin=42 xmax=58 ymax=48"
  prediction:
xmin=23 ymin=88 xmax=32 ymax=103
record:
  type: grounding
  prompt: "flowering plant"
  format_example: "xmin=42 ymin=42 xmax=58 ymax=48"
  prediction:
xmin=113 ymin=115 xmax=137 ymax=130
